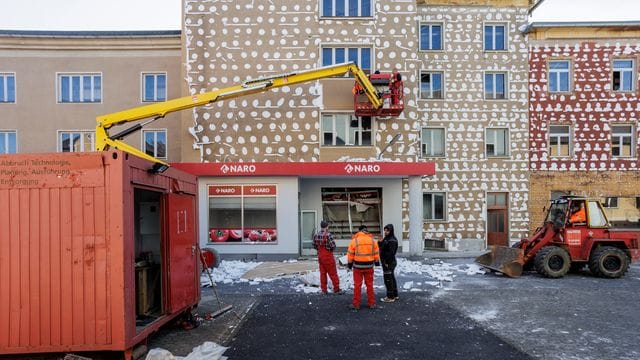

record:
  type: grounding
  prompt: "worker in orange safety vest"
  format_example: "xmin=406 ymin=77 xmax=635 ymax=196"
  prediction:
xmin=569 ymin=202 xmax=586 ymax=224
xmin=347 ymin=225 xmax=380 ymax=310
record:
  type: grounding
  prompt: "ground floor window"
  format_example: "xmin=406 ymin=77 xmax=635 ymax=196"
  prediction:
xmin=423 ymin=192 xmax=446 ymax=221
xmin=208 ymin=184 xmax=277 ymax=243
xmin=321 ymin=187 xmax=381 ymax=239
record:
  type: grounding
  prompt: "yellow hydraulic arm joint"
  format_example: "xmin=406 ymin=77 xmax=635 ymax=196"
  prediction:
xmin=95 ymin=62 xmax=383 ymax=167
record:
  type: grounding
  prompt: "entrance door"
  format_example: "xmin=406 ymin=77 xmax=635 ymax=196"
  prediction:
xmin=166 ymin=193 xmax=198 ymax=312
xmin=487 ymin=192 xmax=508 ymax=246
xmin=300 ymin=210 xmax=317 ymax=256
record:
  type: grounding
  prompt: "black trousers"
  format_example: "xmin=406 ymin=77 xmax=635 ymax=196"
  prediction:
xmin=382 ymin=262 xmax=398 ymax=298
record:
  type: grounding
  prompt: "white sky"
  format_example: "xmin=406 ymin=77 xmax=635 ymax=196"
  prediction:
xmin=0 ymin=0 xmax=638 ymax=31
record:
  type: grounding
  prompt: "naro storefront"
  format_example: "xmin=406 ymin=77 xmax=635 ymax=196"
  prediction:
xmin=174 ymin=162 xmax=435 ymax=260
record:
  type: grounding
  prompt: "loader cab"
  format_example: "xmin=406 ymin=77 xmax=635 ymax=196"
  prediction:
xmin=549 ymin=197 xmax=610 ymax=229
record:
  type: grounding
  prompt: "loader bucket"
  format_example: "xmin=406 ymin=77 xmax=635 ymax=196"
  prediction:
xmin=475 ymin=246 xmax=525 ymax=278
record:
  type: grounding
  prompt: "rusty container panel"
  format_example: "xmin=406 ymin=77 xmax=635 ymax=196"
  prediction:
xmin=0 ymin=151 xmax=199 ymax=357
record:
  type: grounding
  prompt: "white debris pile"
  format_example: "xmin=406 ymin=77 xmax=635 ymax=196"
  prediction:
xmin=146 ymin=341 xmax=228 ymax=360
xmin=297 ymin=268 xmax=353 ymax=293
xmin=395 ymin=258 xmax=457 ymax=282
xmin=200 ymin=260 xmax=261 ymax=286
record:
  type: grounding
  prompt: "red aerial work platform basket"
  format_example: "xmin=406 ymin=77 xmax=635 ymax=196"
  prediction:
xmin=353 ymin=71 xmax=404 ymax=117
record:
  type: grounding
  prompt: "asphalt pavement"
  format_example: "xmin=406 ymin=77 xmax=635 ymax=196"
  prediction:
xmin=148 ymin=255 xmax=640 ymax=360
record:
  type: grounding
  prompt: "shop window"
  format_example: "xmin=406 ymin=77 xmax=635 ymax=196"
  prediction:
xmin=549 ymin=125 xmax=571 ymax=157
xmin=423 ymin=192 xmax=446 ymax=221
xmin=322 ymin=114 xmax=372 ymax=146
xmin=208 ymin=185 xmax=277 ymax=244
xmin=321 ymin=188 xmax=381 ymax=239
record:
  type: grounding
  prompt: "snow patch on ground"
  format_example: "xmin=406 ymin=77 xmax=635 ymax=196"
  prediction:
xmin=468 ymin=309 xmax=499 ymax=322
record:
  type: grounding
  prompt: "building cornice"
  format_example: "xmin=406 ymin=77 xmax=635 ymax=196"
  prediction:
xmin=0 ymin=30 xmax=181 ymax=50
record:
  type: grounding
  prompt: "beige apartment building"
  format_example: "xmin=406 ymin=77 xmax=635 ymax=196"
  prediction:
xmin=0 ymin=30 xmax=183 ymax=162
xmin=180 ymin=0 xmax=533 ymax=258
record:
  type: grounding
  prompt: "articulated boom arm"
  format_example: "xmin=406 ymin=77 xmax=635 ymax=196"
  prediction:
xmin=95 ymin=62 xmax=386 ymax=166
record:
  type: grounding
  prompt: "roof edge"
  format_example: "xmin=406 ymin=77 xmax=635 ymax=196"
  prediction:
xmin=524 ymin=20 xmax=640 ymax=33
xmin=0 ymin=30 xmax=181 ymax=38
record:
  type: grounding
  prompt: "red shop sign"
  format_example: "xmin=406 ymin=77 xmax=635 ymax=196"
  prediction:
xmin=243 ymin=185 xmax=277 ymax=196
xmin=208 ymin=185 xmax=241 ymax=196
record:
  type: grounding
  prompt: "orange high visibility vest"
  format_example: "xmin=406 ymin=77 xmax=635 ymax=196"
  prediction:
xmin=347 ymin=231 xmax=380 ymax=268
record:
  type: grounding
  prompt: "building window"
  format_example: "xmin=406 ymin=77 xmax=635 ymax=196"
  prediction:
xmin=484 ymin=24 xmax=506 ymax=51
xmin=208 ymin=185 xmax=277 ymax=244
xmin=486 ymin=128 xmax=509 ymax=157
xmin=549 ymin=60 xmax=570 ymax=93
xmin=142 ymin=73 xmax=167 ymax=102
xmin=421 ymin=128 xmax=445 ymax=157
xmin=58 ymin=73 xmax=102 ymax=103
xmin=143 ymin=129 xmax=167 ymax=159
xmin=0 ymin=73 xmax=16 ymax=103
xmin=322 ymin=114 xmax=371 ymax=146
xmin=549 ymin=125 xmax=571 ymax=157
xmin=611 ymin=125 xmax=634 ymax=158
xmin=419 ymin=23 xmax=442 ymax=51
xmin=321 ymin=0 xmax=371 ymax=17
xmin=322 ymin=47 xmax=371 ymax=73
xmin=59 ymin=131 xmax=94 ymax=152
xmin=0 ymin=131 xmax=17 ymax=153
xmin=423 ymin=192 xmax=446 ymax=221
xmin=612 ymin=59 xmax=635 ymax=92
xmin=484 ymin=72 xmax=506 ymax=100
xmin=420 ymin=71 xmax=443 ymax=99
xmin=603 ymin=197 xmax=618 ymax=208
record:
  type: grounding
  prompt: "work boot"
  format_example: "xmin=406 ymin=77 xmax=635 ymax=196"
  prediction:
xmin=368 ymin=304 xmax=377 ymax=309
xmin=334 ymin=289 xmax=345 ymax=295
xmin=381 ymin=297 xmax=396 ymax=303
xmin=348 ymin=304 xmax=360 ymax=311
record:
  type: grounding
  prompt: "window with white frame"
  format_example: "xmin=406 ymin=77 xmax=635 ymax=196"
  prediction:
xmin=486 ymin=128 xmax=509 ymax=157
xmin=143 ymin=129 xmax=167 ymax=159
xmin=484 ymin=72 xmax=506 ymax=100
xmin=322 ymin=114 xmax=371 ymax=146
xmin=549 ymin=125 xmax=571 ymax=157
xmin=484 ymin=24 xmax=506 ymax=51
xmin=549 ymin=60 xmax=571 ymax=92
xmin=142 ymin=73 xmax=167 ymax=102
xmin=59 ymin=131 xmax=94 ymax=152
xmin=0 ymin=131 xmax=17 ymax=153
xmin=420 ymin=71 xmax=443 ymax=99
xmin=58 ymin=73 xmax=102 ymax=103
xmin=0 ymin=73 xmax=16 ymax=103
xmin=423 ymin=192 xmax=446 ymax=221
xmin=612 ymin=59 xmax=635 ymax=92
xmin=322 ymin=46 xmax=371 ymax=73
xmin=321 ymin=0 xmax=372 ymax=17
xmin=421 ymin=128 xmax=445 ymax=157
xmin=419 ymin=23 xmax=442 ymax=51
xmin=611 ymin=124 xmax=634 ymax=157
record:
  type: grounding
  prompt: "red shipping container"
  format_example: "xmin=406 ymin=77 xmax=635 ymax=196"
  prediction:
xmin=0 ymin=151 xmax=200 ymax=359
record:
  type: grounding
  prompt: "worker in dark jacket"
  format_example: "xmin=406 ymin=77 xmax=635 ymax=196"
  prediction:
xmin=313 ymin=220 xmax=343 ymax=294
xmin=347 ymin=225 xmax=380 ymax=310
xmin=379 ymin=224 xmax=399 ymax=302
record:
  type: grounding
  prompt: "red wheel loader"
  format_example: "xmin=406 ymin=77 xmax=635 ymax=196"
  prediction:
xmin=476 ymin=196 xmax=640 ymax=278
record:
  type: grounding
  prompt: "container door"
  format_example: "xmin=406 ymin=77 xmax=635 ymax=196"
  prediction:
xmin=166 ymin=193 xmax=197 ymax=312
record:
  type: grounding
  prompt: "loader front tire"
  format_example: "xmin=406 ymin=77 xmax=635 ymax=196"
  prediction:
xmin=534 ymin=246 xmax=570 ymax=278
xmin=589 ymin=246 xmax=629 ymax=279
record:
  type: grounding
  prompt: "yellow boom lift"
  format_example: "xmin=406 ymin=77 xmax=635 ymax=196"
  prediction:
xmin=95 ymin=62 xmax=404 ymax=169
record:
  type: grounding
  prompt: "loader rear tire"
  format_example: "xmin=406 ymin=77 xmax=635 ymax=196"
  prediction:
xmin=588 ymin=246 xmax=629 ymax=279
xmin=534 ymin=246 xmax=570 ymax=278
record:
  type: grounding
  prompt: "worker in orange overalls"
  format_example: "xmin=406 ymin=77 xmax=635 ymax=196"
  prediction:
xmin=347 ymin=225 xmax=380 ymax=310
xmin=313 ymin=220 xmax=343 ymax=295
xmin=569 ymin=202 xmax=586 ymax=224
